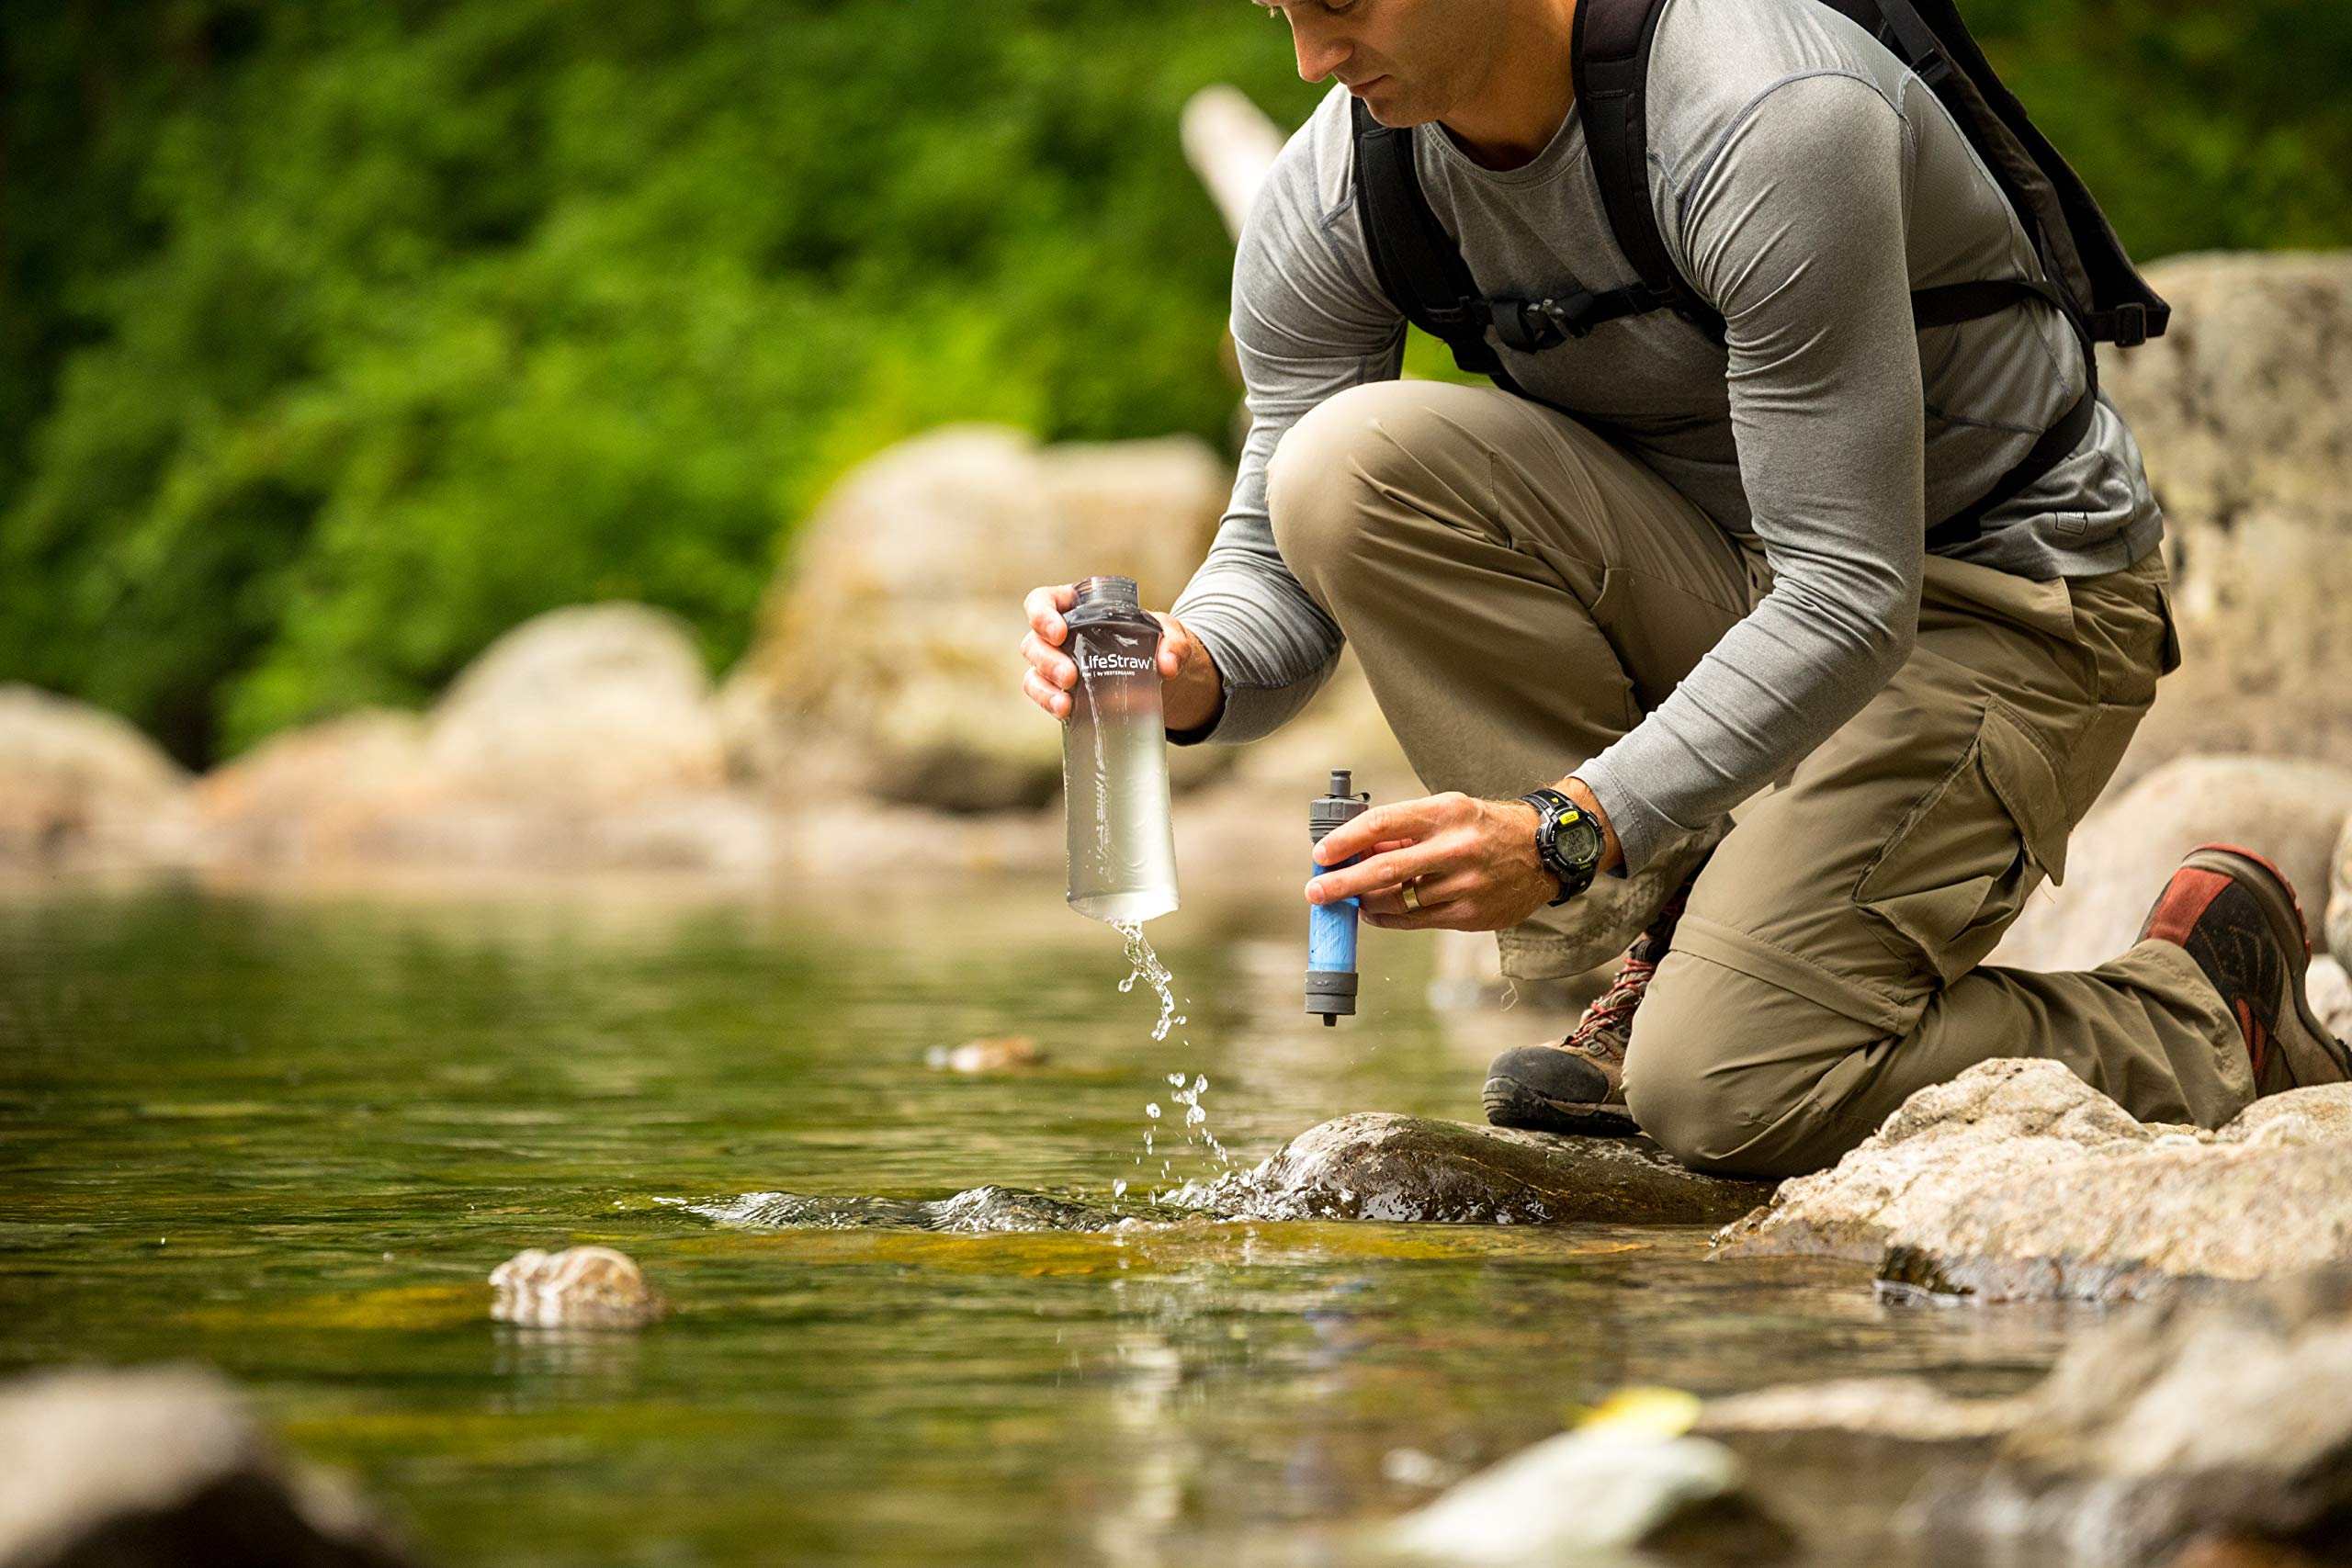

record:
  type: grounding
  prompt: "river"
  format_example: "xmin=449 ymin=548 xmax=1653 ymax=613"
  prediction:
xmin=0 ymin=879 xmax=2096 ymax=1565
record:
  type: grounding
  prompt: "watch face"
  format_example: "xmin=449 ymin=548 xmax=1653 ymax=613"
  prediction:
xmin=1555 ymin=811 xmax=1605 ymax=868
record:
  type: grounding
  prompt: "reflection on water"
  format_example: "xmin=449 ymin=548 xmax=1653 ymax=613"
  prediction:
xmin=0 ymin=880 xmax=2098 ymax=1567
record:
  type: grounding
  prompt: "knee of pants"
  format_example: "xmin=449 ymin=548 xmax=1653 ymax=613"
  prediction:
xmin=1620 ymin=953 xmax=1826 ymax=1179
xmin=1267 ymin=380 xmax=1465 ymax=601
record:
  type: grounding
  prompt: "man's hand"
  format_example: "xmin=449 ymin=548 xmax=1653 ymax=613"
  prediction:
xmin=1019 ymin=583 xmax=1223 ymax=732
xmin=1305 ymin=781 xmax=1623 ymax=931
xmin=1306 ymin=792 xmax=1556 ymax=931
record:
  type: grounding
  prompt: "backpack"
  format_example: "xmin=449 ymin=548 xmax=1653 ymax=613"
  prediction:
xmin=1349 ymin=0 xmax=2171 ymax=548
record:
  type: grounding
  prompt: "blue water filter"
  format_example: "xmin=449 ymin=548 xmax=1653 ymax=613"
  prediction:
xmin=1306 ymin=769 xmax=1371 ymax=1026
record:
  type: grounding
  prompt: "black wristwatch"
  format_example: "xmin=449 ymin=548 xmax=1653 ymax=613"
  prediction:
xmin=1519 ymin=786 xmax=1605 ymax=907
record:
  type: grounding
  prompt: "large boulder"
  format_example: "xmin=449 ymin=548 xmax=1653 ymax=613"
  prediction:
xmin=0 ymin=685 xmax=192 ymax=869
xmin=2103 ymin=252 xmax=2352 ymax=779
xmin=195 ymin=604 xmax=752 ymax=869
xmin=189 ymin=711 xmax=433 ymax=865
xmin=1184 ymin=1112 xmax=1771 ymax=1225
xmin=719 ymin=425 xmax=1231 ymax=812
xmin=1718 ymin=1058 xmax=2352 ymax=1302
xmin=1698 ymin=1269 xmax=2352 ymax=1566
xmin=424 ymin=603 xmax=724 ymax=807
xmin=0 ymin=1364 xmax=414 ymax=1568
xmin=1990 ymin=754 xmax=2352 ymax=973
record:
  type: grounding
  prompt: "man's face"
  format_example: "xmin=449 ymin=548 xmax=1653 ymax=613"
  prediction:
xmin=1256 ymin=0 xmax=1498 ymax=128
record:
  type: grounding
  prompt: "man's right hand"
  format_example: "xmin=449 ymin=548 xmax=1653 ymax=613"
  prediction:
xmin=1020 ymin=583 xmax=1224 ymax=732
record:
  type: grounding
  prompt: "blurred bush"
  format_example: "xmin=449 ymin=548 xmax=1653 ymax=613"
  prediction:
xmin=1 ymin=0 xmax=2345 ymax=765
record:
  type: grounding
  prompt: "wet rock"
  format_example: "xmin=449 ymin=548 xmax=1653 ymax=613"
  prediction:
xmin=0 ymin=684 xmax=193 ymax=870
xmin=0 ymin=1364 xmax=413 ymax=1568
xmin=718 ymin=424 xmax=1232 ymax=812
xmin=1719 ymin=1059 xmax=2352 ymax=1301
xmin=1193 ymin=1112 xmax=1770 ymax=1225
xmin=924 ymin=1035 xmax=1044 ymax=1074
xmin=490 ymin=1246 xmax=664 ymax=1328
xmin=2101 ymin=253 xmax=2352 ymax=778
xmin=1692 ymin=1269 xmax=2352 ymax=1564
xmin=1990 ymin=755 xmax=2352 ymax=975
xmin=1384 ymin=1427 xmax=1792 ymax=1564
xmin=1696 ymin=1380 xmax=2017 ymax=1554
xmin=676 ymin=1186 xmax=1120 ymax=1234
xmin=1913 ymin=1267 xmax=2352 ymax=1564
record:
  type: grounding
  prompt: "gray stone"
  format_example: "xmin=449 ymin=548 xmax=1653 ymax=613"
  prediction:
xmin=1718 ymin=1059 xmax=2352 ymax=1301
xmin=1714 ymin=1058 xmax=2167 ymax=1264
xmin=1190 ymin=1112 xmax=1771 ymax=1225
xmin=0 ymin=1364 xmax=413 ymax=1568
xmin=1990 ymin=755 xmax=2352 ymax=975
xmin=490 ymin=1246 xmax=664 ymax=1328
xmin=1383 ymin=1427 xmax=1792 ymax=1565
xmin=0 ymin=684 xmax=193 ymax=870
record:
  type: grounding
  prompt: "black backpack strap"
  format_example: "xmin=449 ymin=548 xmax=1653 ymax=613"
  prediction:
xmin=1349 ymin=96 xmax=1520 ymax=389
xmin=1570 ymin=0 xmax=1724 ymax=342
xmin=1917 ymin=273 xmax=2101 ymax=549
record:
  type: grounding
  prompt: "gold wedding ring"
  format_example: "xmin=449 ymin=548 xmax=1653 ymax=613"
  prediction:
xmin=1401 ymin=878 xmax=1423 ymax=913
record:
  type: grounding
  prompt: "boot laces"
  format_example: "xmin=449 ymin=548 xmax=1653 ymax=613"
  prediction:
xmin=1563 ymin=951 xmax=1655 ymax=1064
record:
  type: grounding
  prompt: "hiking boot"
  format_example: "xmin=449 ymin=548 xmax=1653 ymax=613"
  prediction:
xmin=1482 ymin=872 xmax=1698 ymax=1135
xmin=2137 ymin=843 xmax=2352 ymax=1096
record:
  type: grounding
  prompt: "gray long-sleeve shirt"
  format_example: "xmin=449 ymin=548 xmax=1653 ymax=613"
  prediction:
xmin=1169 ymin=0 xmax=2164 ymax=874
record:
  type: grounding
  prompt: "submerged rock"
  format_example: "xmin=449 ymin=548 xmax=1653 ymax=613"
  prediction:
xmin=1191 ymin=1113 xmax=1770 ymax=1225
xmin=0 ymin=1364 xmax=413 ymax=1568
xmin=676 ymin=1186 xmax=1120 ymax=1234
xmin=1700 ymin=1268 xmax=2352 ymax=1566
xmin=490 ymin=1246 xmax=664 ymax=1328
xmin=923 ymin=1035 xmax=1045 ymax=1074
xmin=1718 ymin=1059 xmax=2352 ymax=1301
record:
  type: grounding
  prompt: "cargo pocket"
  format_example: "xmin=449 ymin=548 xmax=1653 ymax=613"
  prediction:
xmin=1853 ymin=699 xmax=2071 ymax=986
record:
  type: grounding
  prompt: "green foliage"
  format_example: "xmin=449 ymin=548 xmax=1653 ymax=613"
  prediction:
xmin=1 ymin=0 xmax=2345 ymax=763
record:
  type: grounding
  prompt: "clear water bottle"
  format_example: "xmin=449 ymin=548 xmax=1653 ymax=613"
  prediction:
xmin=1062 ymin=575 xmax=1180 ymax=924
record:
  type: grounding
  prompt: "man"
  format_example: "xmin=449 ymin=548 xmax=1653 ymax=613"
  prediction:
xmin=1019 ymin=0 xmax=2346 ymax=1178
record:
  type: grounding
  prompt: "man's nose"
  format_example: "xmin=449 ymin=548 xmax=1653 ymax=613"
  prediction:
xmin=1291 ymin=20 xmax=1351 ymax=84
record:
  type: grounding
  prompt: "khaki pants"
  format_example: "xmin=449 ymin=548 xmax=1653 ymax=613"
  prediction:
xmin=1267 ymin=379 xmax=2250 ymax=1178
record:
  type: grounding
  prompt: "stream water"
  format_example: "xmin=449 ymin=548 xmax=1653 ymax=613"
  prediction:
xmin=0 ymin=880 xmax=2101 ymax=1566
